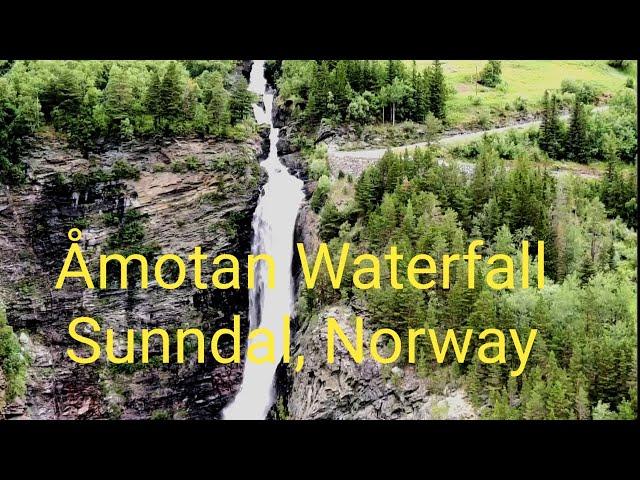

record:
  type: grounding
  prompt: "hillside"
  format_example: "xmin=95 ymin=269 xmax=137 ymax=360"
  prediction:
xmin=409 ymin=60 xmax=636 ymax=127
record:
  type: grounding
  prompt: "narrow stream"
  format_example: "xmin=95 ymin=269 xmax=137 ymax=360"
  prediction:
xmin=222 ymin=60 xmax=305 ymax=420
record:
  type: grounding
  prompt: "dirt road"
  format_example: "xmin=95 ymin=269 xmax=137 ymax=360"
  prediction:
xmin=327 ymin=107 xmax=607 ymax=179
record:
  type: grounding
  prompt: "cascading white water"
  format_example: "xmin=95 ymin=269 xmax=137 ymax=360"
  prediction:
xmin=222 ymin=60 xmax=305 ymax=420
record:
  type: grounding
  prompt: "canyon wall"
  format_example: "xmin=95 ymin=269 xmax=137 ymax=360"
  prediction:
xmin=0 ymin=130 xmax=267 ymax=419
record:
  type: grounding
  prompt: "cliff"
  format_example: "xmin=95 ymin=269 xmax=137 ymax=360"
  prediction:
xmin=0 ymin=130 xmax=267 ymax=419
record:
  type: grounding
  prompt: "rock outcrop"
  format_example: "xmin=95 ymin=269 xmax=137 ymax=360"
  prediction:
xmin=0 ymin=133 xmax=266 ymax=419
xmin=286 ymin=306 xmax=477 ymax=420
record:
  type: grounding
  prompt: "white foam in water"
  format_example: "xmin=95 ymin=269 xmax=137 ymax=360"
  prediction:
xmin=222 ymin=61 xmax=305 ymax=420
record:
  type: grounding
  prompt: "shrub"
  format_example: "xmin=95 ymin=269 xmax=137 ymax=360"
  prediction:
xmin=478 ymin=61 xmax=502 ymax=88
xmin=513 ymin=96 xmax=528 ymax=113
xmin=310 ymin=175 xmax=331 ymax=213
xmin=477 ymin=112 xmax=491 ymax=129
xmin=0 ymin=303 xmax=28 ymax=405
xmin=470 ymin=95 xmax=482 ymax=106
xmin=171 ymin=161 xmax=188 ymax=173
xmin=307 ymin=144 xmax=330 ymax=180
xmin=111 ymin=160 xmax=140 ymax=180
xmin=607 ymin=60 xmax=631 ymax=70
xmin=184 ymin=155 xmax=201 ymax=171
xmin=560 ymin=79 xmax=603 ymax=104
xmin=151 ymin=410 xmax=171 ymax=420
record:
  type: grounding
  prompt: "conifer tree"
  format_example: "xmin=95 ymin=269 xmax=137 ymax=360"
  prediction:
xmin=207 ymin=80 xmax=230 ymax=136
xmin=159 ymin=61 xmax=184 ymax=122
xmin=331 ymin=61 xmax=351 ymax=120
xmin=386 ymin=60 xmax=402 ymax=84
xmin=355 ymin=166 xmax=383 ymax=215
xmin=566 ymin=97 xmax=589 ymax=163
xmin=539 ymin=90 xmax=551 ymax=152
xmin=429 ymin=60 xmax=447 ymax=120
xmin=229 ymin=77 xmax=253 ymax=125
xmin=103 ymin=64 xmax=133 ymax=126
xmin=377 ymin=150 xmax=404 ymax=193
xmin=306 ymin=61 xmax=331 ymax=124
xmin=360 ymin=60 xmax=374 ymax=91
xmin=538 ymin=91 xmax=563 ymax=158
xmin=146 ymin=69 xmax=162 ymax=122
xmin=488 ymin=388 xmax=517 ymax=419
xmin=522 ymin=369 xmax=547 ymax=419
xmin=419 ymin=69 xmax=431 ymax=121
xmin=368 ymin=194 xmax=398 ymax=249
xmin=575 ymin=382 xmax=591 ymax=420
xmin=547 ymin=94 xmax=564 ymax=158
xmin=345 ymin=60 xmax=363 ymax=92
xmin=319 ymin=202 xmax=344 ymax=241
xmin=400 ymin=199 xmax=416 ymax=242
xmin=368 ymin=263 xmax=426 ymax=342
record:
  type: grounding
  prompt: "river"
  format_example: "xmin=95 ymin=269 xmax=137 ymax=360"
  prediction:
xmin=222 ymin=61 xmax=305 ymax=420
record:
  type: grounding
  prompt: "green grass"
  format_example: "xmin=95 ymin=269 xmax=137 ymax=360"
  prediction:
xmin=407 ymin=60 xmax=636 ymax=127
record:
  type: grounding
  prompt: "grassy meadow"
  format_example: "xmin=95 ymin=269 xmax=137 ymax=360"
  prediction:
xmin=407 ymin=60 xmax=637 ymax=127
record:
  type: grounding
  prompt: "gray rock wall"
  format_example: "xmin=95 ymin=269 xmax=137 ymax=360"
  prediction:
xmin=0 ymin=133 xmax=265 ymax=419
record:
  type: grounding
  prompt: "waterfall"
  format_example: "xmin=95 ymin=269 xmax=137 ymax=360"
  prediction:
xmin=222 ymin=61 xmax=305 ymax=420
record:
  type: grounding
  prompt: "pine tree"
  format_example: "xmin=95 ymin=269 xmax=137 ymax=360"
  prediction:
xmin=579 ymin=252 xmax=597 ymax=284
xmin=429 ymin=60 xmax=447 ymax=120
xmin=488 ymin=388 xmax=518 ymax=419
xmin=545 ymin=356 xmax=576 ymax=419
xmin=522 ymin=372 xmax=546 ymax=419
xmin=103 ymin=64 xmax=133 ymax=126
xmin=575 ymin=383 xmax=591 ymax=420
xmin=368 ymin=194 xmax=398 ymax=249
xmin=146 ymin=69 xmax=162 ymax=122
xmin=539 ymin=90 xmax=551 ymax=152
xmin=158 ymin=61 xmax=184 ymax=132
xmin=331 ymin=61 xmax=351 ymax=120
xmin=469 ymin=143 xmax=499 ymax=213
xmin=419 ymin=70 xmax=431 ymax=122
xmin=43 ymin=66 xmax=84 ymax=120
xmin=319 ymin=202 xmax=344 ymax=241
xmin=355 ymin=166 xmax=383 ymax=215
xmin=345 ymin=61 xmax=363 ymax=92
xmin=361 ymin=60 xmax=374 ymax=91
xmin=386 ymin=60 xmax=402 ymax=84
xmin=538 ymin=91 xmax=563 ymax=159
xmin=306 ymin=61 xmax=331 ymax=124
xmin=229 ymin=77 xmax=253 ymax=125
xmin=548 ymin=94 xmax=564 ymax=158
xmin=207 ymin=80 xmax=230 ymax=137
xmin=368 ymin=266 xmax=426 ymax=341
xmin=377 ymin=150 xmax=404 ymax=193
xmin=400 ymin=199 xmax=416 ymax=242
xmin=566 ymin=97 xmax=589 ymax=163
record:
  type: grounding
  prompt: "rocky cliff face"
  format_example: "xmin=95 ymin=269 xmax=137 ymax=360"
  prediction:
xmin=286 ymin=306 xmax=476 ymax=420
xmin=0 ymin=131 xmax=267 ymax=419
